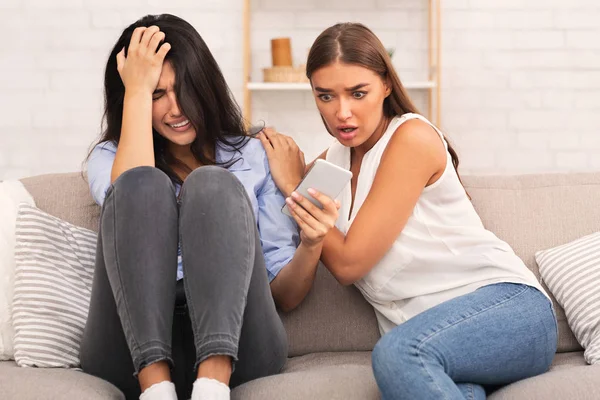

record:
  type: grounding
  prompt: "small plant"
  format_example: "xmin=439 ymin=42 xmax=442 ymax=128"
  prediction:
xmin=387 ymin=47 xmax=395 ymax=59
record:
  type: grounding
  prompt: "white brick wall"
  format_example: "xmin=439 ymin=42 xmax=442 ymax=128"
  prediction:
xmin=442 ymin=0 xmax=600 ymax=174
xmin=1 ymin=0 xmax=599 ymax=180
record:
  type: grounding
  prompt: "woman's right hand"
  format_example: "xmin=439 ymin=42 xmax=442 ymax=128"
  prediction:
xmin=258 ymin=127 xmax=306 ymax=198
xmin=285 ymin=189 xmax=341 ymax=248
xmin=116 ymin=26 xmax=171 ymax=95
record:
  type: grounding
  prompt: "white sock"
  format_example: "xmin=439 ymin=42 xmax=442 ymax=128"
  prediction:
xmin=191 ymin=377 xmax=230 ymax=400
xmin=139 ymin=380 xmax=177 ymax=400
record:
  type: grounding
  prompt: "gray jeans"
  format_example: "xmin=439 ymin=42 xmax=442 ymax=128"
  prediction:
xmin=80 ymin=166 xmax=288 ymax=400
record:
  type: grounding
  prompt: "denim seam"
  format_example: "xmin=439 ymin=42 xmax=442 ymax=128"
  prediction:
xmin=134 ymin=355 xmax=175 ymax=377
xmin=142 ymin=356 xmax=173 ymax=370
xmin=238 ymin=181 xmax=253 ymax=340
xmin=415 ymin=284 xmax=531 ymax=398
xmin=133 ymin=346 xmax=172 ymax=368
xmin=196 ymin=344 xmax=238 ymax=358
xmin=110 ymin=185 xmax=141 ymax=358
xmin=195 ymin=350 xmax=238 ymax=372
xmin=197 ymin=332 xmax=238 ymax=344
xmin=194 ymin=334 xmax=240 ymax=370
xmin=541 ymin=295 xmax=558 ymax=364
xmin=468 ymin=383 xmax=474 ymax=400
xmin=130 ymin=340 xmax=172 ymax=353
xmin=195 ymin=334 xmax=239 ymax=356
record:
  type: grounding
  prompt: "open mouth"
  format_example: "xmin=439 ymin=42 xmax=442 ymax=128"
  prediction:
xmin=337 ymin=126 xmax=358 ymax=140
xmin=167 ymin=119 xmax=191 ymax=131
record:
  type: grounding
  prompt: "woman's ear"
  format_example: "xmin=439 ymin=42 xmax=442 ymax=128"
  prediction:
xmin=384 ymin=78 xmax=392 ymax=98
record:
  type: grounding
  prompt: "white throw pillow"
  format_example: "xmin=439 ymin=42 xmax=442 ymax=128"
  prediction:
xmin=0 ymin=181 xmax=35 ymax=360
xmin=12 ymin=204 xmax=96 ymax=368
xmin=536 ymin=231 xmax=600 ymax=365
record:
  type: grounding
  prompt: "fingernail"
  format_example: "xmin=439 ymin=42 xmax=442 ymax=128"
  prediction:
xmin=286 ymin=197 xmax=294 ymax=206
xmin=291 ymin=192 xmax=300 ymax=199
xmin=307 ymin=188 xmax=316 ymax=195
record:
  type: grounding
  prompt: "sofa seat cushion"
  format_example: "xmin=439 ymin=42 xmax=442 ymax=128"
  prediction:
xmin=0 ymin=360 xmax=124 ymax=400
xmin=489 ymin=352 xmax=600 ymax=400
xmin=232 ymin=352 xmax=379 ymax=400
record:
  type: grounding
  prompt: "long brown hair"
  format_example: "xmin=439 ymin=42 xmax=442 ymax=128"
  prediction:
xmin=306 ymin=22 xmax=464 ymax=182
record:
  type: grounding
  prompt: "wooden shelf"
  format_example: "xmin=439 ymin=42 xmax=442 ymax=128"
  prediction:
xmin=242 ymin=0 xmax=442 ymax=125
xmin=247 ymin=81 xmax=437 ymax=91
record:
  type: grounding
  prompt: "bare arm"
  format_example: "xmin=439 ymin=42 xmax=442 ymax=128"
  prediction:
xmin=111 ymin=91 xmax=155 ymax=183
xmin=288 ymin=120 xmax=446 ymax=285
xmin=269 ymin=190 xmax=339 ymax=312
xmin=110 ymin=26 xmax=171 ymax=183
xmin=269 ymin=242 xmax=322 ymax=312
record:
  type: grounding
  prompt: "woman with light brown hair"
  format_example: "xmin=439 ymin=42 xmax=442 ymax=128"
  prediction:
xmin=259 ymin=22 xmax=557 ymax=400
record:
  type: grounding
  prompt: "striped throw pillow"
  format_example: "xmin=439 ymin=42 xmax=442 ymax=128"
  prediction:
xmin=536 ymin=231 xmax=600 ymax=365
xmin=12 ymin=204 xmax=96 ymax=368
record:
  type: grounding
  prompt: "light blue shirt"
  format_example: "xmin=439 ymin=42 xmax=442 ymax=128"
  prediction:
xmin=87 ymin=138 xmax=299 ymax=281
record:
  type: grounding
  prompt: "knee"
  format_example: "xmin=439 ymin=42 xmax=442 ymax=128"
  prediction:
xmin=182 ymin=166 xmax=246 ymax=205
xmin=111 ymin=166 xmax=174 ymax=197
xmin=372 ymin=330 xmax=413 ymax=379
xmin=372 ymin=334 xmax=394 ymax=376
xmin=185 ymin=165 xmax=241 ymax=190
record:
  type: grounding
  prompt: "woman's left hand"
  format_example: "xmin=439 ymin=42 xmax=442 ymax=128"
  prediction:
xmin=286 ymin=188 xmax=341 ymax=248
xmin=258 ymin=128 xmax=305 ymax=197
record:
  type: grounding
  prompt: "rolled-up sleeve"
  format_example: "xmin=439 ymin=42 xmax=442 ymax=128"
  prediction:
xmin=257 ymin=158 xmax=300 ymax=282
xmin=87 ymin=142 xmax=117 ymax=206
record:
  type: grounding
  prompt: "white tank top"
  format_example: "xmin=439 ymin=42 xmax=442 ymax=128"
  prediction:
xmin=326 ymin=113 xmax=549 ymax=335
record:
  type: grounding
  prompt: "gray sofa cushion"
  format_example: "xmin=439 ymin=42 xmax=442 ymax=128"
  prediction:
xmin=232 ymin=352 xmax=379 ymax=400
xmin=279 ymin=264 xmax=380 ymax=357
xmin=489 ymin=352 xmax=600 ymax=400
xmin=0 ymin=360 xmax=124 ymax=400
xmin=20 ymin=173 xmax=99 ymax=233
xmin=462 ymin=173 xmax=600 ymax=353
xmin=233 ymin=351 xmax=598 ymax=400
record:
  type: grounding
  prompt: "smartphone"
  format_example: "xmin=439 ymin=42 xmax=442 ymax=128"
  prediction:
xmin=282 ymin=159 xmax=353 ymax=217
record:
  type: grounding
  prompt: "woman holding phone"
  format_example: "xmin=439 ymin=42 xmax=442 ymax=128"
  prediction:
xmin=259 ymin=22 xmax=557 ymax=400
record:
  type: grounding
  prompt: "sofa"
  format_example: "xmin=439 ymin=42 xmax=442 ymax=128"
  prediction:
xmin=1 ymin=171 xmax=599 ymax=400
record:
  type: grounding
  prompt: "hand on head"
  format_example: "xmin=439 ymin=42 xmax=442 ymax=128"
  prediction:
xmin=116 ymin=25 xmax=171 ymax=95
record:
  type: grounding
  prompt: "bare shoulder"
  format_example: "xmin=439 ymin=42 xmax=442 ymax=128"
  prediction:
xmin=383 ymin=118 xmax=447 ymax=170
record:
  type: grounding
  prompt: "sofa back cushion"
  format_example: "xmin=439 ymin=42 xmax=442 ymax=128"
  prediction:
xmin=462 ymin=173 xmax=600 ymax=353
xmin=279 ymin=264 xmax=380 ymax=357
xmin=20 ymin=174 xmax=99 ymax=233
xmin=21 ymin=172 xmax=600 ymax=355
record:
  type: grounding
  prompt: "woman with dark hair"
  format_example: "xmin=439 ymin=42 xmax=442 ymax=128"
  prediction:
xmin=81 ymin=14 xmax=338 ymax=400
xmin=259 ymin=22 xmax=558 ymax=400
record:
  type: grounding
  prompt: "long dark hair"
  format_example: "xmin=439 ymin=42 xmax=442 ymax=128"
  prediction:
xmin=306 ymin=22 xmax=464 ymax=182
xmin=87 ymin=14 xmax=248 ymax=185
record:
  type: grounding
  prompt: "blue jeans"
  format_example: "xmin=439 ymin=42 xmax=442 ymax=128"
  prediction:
xmin=371 ymin=283 xmax=557 ymax=400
